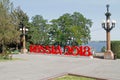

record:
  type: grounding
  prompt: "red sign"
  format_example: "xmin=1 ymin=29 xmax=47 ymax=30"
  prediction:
xmin=29 ymin=45 xmax=92 ymax=56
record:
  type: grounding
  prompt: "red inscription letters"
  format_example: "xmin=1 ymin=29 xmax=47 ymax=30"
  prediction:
xmin=29 ymin=45 xmax=92 ymax=56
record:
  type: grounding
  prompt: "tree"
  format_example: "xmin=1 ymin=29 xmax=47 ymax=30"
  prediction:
xmin=50 ymin=12 xmax=92 ymax=46
xmin=49 ymin=19 xmax=61 ymax=45
xmin=12 ymin=7 xmax=29 ymax=49
xmin=28 ymin=15 xmax=49 ymax=45
xmin=70 ymin=12 xmax=92 ymax=44
xmin=0 ymin=0 xmax=20 ymax=53
xmin=13 ymin=6 xmax=29 ymax=28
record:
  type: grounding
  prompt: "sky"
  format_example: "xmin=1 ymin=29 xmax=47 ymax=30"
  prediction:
xmin=11 ymin=0 xmax=120 ymax=41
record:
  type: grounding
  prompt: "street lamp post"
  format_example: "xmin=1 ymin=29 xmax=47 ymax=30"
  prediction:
xmin=102 ymin=4 xmax=116 ymax=59
xmin=20 ymin=24 xmax=28 ymax=53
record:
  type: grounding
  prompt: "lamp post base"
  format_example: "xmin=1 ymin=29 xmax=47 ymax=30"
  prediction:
xmin=21 ymin=48 xmax=28 ymax=54
xmin=104 ymin=50 xmax=114 ymax=60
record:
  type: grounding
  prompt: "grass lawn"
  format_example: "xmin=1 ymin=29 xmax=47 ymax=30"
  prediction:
xmin=54 ymin=75 xmax=96 ymax=80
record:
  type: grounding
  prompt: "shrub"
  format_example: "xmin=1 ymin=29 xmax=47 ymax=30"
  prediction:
xmin=111 ymin=41 xmax=120 ymax=59
xmin=11 ymin=50 xmax=20 ymax=54
xmin=101 ymin=46 xmax=106 ymax=52
xmin=0 ymin=48 xmax=12 ymax=60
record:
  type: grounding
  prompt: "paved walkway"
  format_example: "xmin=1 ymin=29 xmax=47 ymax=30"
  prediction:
xmin=0 ymin=54 xmax=120 ymax=80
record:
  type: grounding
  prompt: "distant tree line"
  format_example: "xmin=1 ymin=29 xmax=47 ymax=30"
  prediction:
xmin=0 ymin=0 xmax=92 ymax=53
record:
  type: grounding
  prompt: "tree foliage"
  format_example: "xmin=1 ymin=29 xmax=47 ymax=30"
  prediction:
xmin=50 ymin=12 xmax=92 ymax=46
xmin=28 ymin=15 xmax=49 ymax=45
xmin=0 ymin=0 xmax=93 ymax=53
xmin=27 ymin=12 xmax=92 ymax=46
xmin=13 ymin=7 xmax=29 ymax=28
xmin=111 ymin=41 xmax=120 ymax=59
xmin=0 ymin=0 xmax=20 ymax=53
xmin=12 ymin=7 xmax=29 ymax=49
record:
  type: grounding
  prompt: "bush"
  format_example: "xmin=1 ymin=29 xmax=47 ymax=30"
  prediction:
xmin=111 ymin=41 xmax=120 ymax=59
xmin=101 ymin=46 xmax=106 ymax=52
xmin=0 ymin=48 xmax=12 ymax=60
xmin=11 ymin=50 xmax=20 ymax=54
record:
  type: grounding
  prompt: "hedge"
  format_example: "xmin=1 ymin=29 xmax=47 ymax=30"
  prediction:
xmin=111 ymin=41 xmax=120 ymax=59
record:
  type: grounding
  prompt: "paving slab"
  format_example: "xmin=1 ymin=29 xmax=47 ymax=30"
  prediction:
xmin=0 ymin=54 xmax=120 ymax=80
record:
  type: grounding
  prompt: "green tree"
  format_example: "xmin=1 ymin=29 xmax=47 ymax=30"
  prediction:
xmin=12 ymin=7 xmax=29 ymax=49
xmin=50 ymin=13 xmax=73 ymax=46
xmin=50 ymin=12 xmax=92 ymax=46
xmin=13 ymin=7 xmax=29 ymax=28
xmin=49 ymin=19 xmax=61 ymax=45
xmin=71 ymin=12 xmax=92 ymax=44
xmin=0 ymin=0 xmax=20 ymax=53
xmin=28 ymin=15 xmax=49 ymax=45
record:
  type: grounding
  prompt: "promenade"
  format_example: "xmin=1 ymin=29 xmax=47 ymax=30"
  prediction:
xmin=0 ymin=54 xmax=120 ymax=80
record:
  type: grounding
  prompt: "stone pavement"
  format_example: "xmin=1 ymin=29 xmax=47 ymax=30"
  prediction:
xmin=0 ymin=54 xmax=120 ymax=80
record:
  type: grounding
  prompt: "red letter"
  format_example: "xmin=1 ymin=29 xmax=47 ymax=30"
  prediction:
xmin=29 ymin=45 xmax=37 ymax=53
xmin=55 ymin=45 xmax=62 ymax=55
xmin=64 ymin=46 xmax=72 ymax=55
xmin=45 ymin=45 xmax=51 ymax=54
xmin=82 ymin=46 xmax=92 ymax=56
xmin=71 ymin=46 xmax=79 ymax=56
xmin=51 ymin=45 xmax=56 ymax=54
xmin=79 ymin=46 xmax=84 ymax=56
xmin=40 ymin=45 xmax=46 ymax=54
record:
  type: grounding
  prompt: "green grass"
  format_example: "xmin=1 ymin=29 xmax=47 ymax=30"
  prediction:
xmin=54 ymin=75 xmax=96 ymax=80
xmin=0 ymin=58 xmax=25 ymax=62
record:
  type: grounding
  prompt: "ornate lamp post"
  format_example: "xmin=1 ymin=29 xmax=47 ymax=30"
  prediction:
xmin=102 ymin=4 xmax=116 ymax=59
xmin=20 ymin=23 xmax=28 ymax=53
